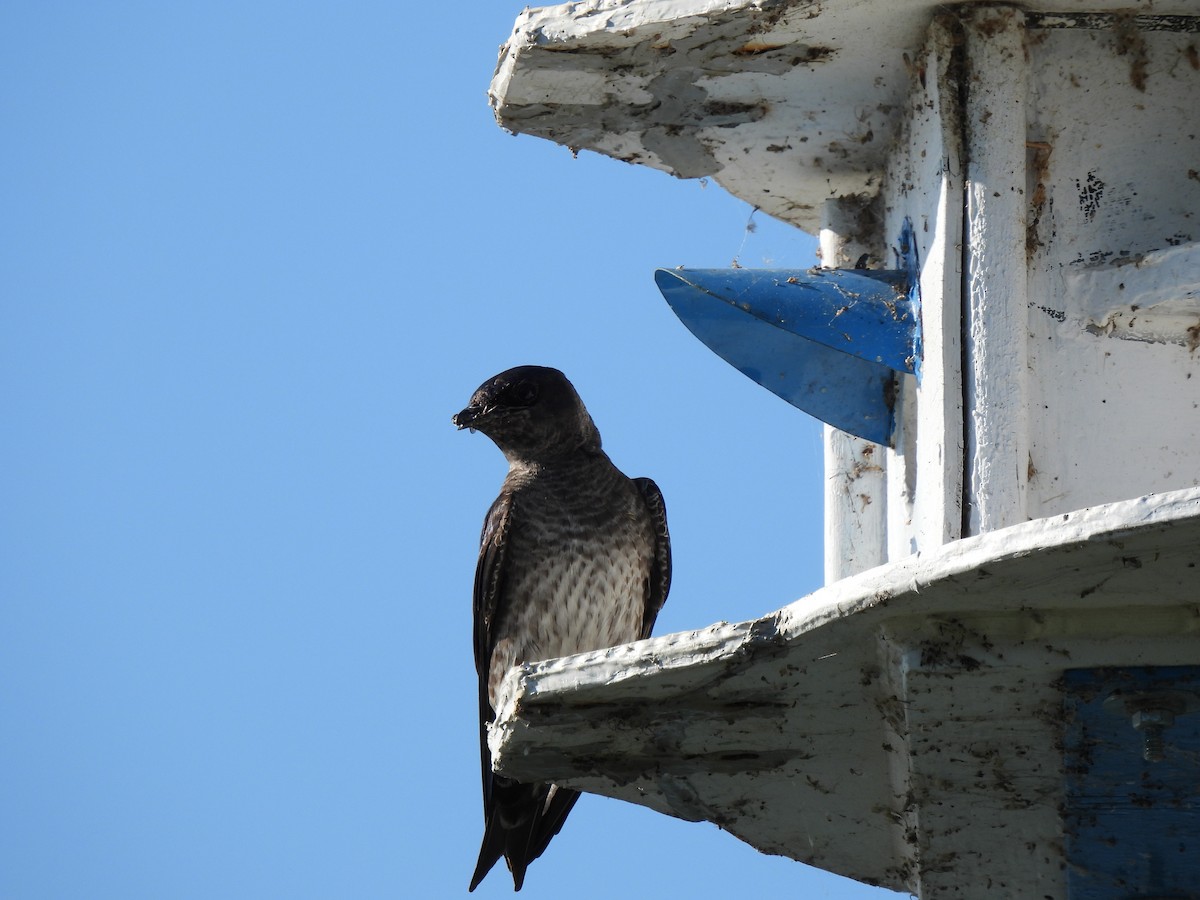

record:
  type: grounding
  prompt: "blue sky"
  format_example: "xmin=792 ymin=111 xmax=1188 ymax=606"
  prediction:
xmin=1 ymin=4 xmax=903 ymax=898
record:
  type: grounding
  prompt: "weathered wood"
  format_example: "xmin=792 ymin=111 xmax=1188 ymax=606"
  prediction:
xmin=962 ymin=5 xmax=1031 ymax=535
xmin=820 ymin=197 xmax=888 ymax=582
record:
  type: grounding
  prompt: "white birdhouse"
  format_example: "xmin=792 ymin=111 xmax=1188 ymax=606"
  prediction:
xmin=486 ymin=2 xmax=1200 ymax=896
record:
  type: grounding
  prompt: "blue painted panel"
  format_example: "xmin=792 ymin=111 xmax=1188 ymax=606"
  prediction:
xmin=655 ymin=267 xmax=917 ymax=371
xmin=655 ymin=266 xmax=898 ymax=443
xmin=1063 ymin=667 xmax=1200 ymax=900
xmin=653 ymin=220 xmax=921 ymax=444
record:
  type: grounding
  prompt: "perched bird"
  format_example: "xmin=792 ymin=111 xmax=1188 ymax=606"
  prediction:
xmin=453 ymin=365 xmax=671 ymax=892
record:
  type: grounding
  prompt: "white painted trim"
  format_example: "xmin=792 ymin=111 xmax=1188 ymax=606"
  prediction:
xmin=911 ymin=15 xmax=966 ymax=550
xmin=962 ymin=6 xmax=1031 ymax=533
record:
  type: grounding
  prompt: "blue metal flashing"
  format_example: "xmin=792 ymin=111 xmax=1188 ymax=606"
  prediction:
xmin=1063 ymin=666 xmax=1200 ymax=899
xmin=654 ymin=222 xmax=920 ymax=445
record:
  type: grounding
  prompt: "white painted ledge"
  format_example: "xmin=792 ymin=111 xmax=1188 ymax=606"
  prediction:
xmin=490 ymin=0 xmax=1200 ymax=233
xmin=490 ymin=487 xmax=1200 ymax=893
xmin=1065 ymin=241 xmax=1200 ymax=345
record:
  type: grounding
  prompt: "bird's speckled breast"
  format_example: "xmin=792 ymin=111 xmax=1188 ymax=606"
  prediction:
xmin=487 ymin=455 xmax=652 ymax=708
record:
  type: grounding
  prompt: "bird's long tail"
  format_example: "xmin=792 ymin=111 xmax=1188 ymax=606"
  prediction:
xmin=469 ymin=778 xmax=580 ymax=892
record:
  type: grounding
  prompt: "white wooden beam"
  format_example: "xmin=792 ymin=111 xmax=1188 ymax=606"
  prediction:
xmin=962 ymin=5 xmax=1031 ymax=534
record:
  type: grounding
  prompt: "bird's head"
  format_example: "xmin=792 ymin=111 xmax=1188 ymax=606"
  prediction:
xmin=453 ymin=365 xmax=601 ymax=461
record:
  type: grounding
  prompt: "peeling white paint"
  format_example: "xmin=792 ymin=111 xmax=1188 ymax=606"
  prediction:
xmin=1065 ymin=243 xmax=1200 ymax=335
xmin=491 ymin=0 xmax=1200 ymax=230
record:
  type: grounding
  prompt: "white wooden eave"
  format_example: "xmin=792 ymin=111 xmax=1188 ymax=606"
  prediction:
xmin=490 ymin=0 xmax=1200 ymax=233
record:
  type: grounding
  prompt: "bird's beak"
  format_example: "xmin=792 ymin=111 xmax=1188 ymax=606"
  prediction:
xmin=452 ymin=405 xmax=482 ymax=431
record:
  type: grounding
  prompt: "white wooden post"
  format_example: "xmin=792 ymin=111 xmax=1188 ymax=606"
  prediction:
xmin=962 ymin=5 xmax=1031 ymax=534
xmin=878 ymin=14 xmax=966 ymax=560
xmin=820 ymin=197 xmax=887 ymax=583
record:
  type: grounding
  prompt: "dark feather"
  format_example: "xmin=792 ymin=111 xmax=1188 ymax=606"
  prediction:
xmin=633 ymin=476 xmax=672 ymax=639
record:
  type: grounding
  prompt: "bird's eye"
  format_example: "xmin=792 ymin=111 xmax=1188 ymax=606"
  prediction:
xmin=501 ymin=381 xmax=539 ymax=407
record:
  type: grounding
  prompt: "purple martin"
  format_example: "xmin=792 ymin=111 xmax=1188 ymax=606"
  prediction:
xmin=453 ymin=365 xmax=671 ymax=892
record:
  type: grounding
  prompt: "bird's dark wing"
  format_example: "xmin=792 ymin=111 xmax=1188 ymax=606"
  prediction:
xmin=469 ymin=492 xmax=580 ymax=892
xmin=632 ymin=477 xmax=672 ymax=639
xmin=472 ymin=492 xmax=512 ymax=683
xmin=472 ymin=491 xmax=511 ymax=813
